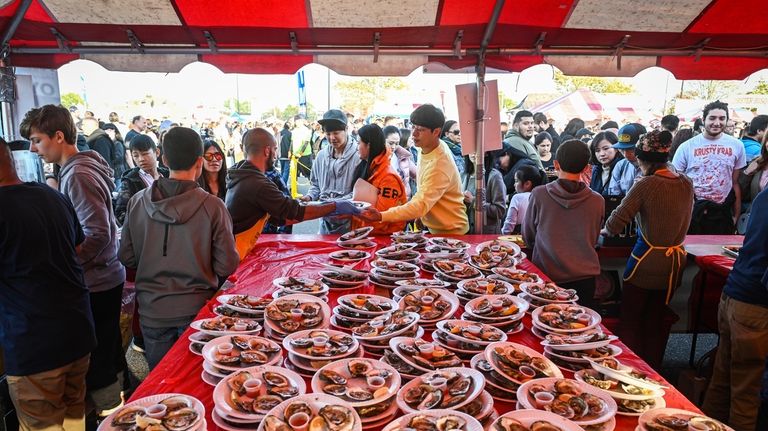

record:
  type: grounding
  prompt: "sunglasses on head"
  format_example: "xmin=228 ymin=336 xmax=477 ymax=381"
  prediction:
xmin=203 ymin=152 xmax=223 ymax=162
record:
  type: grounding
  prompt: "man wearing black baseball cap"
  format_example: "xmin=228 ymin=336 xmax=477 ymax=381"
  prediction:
xmin=301 ymin=109 xmax=361 ymax=234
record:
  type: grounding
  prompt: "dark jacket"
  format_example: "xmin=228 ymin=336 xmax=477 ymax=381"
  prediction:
xmin=279 ymin=128 xmax=292 ymax=160
xmin=546 ymin=125 xmax=562 ymax=155
xmin=589 ymin=157 xmax=622 ymax=196
xmin=500 ymin=145 xmax=538 ymax=195
xmin=226 ymin=160 xmax=306 ymax=235
xmin=118 ymin=178 xmax=239 ymax=328
xmin=86 ymin=130 xmax=114 ymax=174
xmin=114 ymin=167 xmax=170 ymax=225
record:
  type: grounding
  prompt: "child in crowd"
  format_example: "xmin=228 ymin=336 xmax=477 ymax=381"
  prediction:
xmin=502 ymin=165 xmax=543 ymax=234
xmin=522 ymin=139 xmax=604 ymax=309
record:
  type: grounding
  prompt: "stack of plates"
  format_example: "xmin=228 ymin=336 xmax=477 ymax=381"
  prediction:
xmin=455 ymin=278 xmax=515 ymax=304
xmin=467 ymin=240 xmax=522 ymax=273
xmin=375 ymin=244 xmax=420 ymax=264
xmin=272 ymin=277 xmax=329 ymax=300
xmin=329 ymin=249 xmax=372 ymax=263
xmin=432 ymin=320 xmax=507 ymax=360
xmin=470 ymin=354 xmax=520 ymax=403
xmin=211 ymin=365 xmax=306 ymax=430
xmin=462 ymin=294 xmax=529 ymax=335
xmin=263 ymin=293 xmax=331 ymax=341
xmin=488 ymin=409 xmax=584 ymax=431
xmin=432 ymin=260 xmax=483 ymax=287
xmin=490 ymin=268 xmax=544 ymax=293
xmin=516 ymin=377 xmax=618 ymax=430
xmin=99 ymin=393 xmax=206 ymax=431
xmin=395 ymin=367 xmax=493 ymax=423
xmin=188 ymin=332 xmax=215 ymax=358
xmin=519 ymin=281 xmax=579 ymax=310
xmin=337 ymin=226 xmax=376 ymax=249
xmin=530 ymin=303 xmax=603 ymax=370
xmin=474 ymin=239 xmax=523 ymax=256
xmin=331 ymin=294 xmax=398 ymax=331
xmin=575 ymin=358 xmax=668 ymax=416
xmin=388 ymin=337 xmax=464 ymax=376
xmin=349 ymin=310 xmax=421 ymax=357
xmin=427 ymin=237 xmax=471 ymax=252
xmin=383 ymin=409 xmax=482 ymax=431
xmin=392 ymin=279 xmax=451 ymax=302
xmin=215 ymin=294 xmax=271 ymax=321
xmin=190 ymin=316 xmax=262 ymax=338
xmin=397 ymin=287 xmax=459 ymax=329
xmin=420 ymin=246 xmax=466 ymax=273
xmin=200 ymin=335 xmax=283 ymax=387
xmin=369 ymin=259 xmax=420 ymax=289
xmin=318 ymin=266 xmax=369 ymax=290
xmin=483 ymin=342 xmax=563 ymax=385
xmin=637 ymin=408 xmax=733 ymax=431
xmin=253 ymin=394 xmax=363 ymax=431
xmin=541 ymin=332 xmax=622 ymax=373
xmin=391 ymin=231 xmax=428 ymax=248
xmin=312 ymin=358 xmax=402 ymax=429
xmin=282 ymin=329 xmax=363 ymax=378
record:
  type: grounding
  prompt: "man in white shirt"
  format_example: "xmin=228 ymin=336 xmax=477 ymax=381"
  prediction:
xmin=672 ymin=100 xmax=746 ymax=234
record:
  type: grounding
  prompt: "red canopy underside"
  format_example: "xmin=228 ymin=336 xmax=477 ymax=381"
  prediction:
xmin=0 ymin=0 xmax=766 ymax=78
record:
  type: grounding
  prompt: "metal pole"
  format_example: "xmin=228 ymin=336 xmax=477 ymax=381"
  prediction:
xmin=0 ymin=0 xmax=33 ymax=48
xmin=0 ymin=0 xmax=33 ymax=141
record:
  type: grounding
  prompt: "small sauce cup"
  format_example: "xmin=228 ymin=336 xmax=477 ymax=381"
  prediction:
xmin=367 ymin=376 xmax=386 ymax=389
xmin=534 ymin=391 xmax=555 ymax=408
xmin=417 ymin=343 xmax=435 ymax=358
xmin=519 ymin=365 xmax=536 ymax=379
xmin=421 ymin=295 xmax=435 ymax=306
xmin=491 ymin=299 xmax=504 ymax=311
xmin=217 ymin=343 xmax=234 ymax=355
xmin=290 ymin=308 xmax=304 ymax=322
xmin=146 ymin=404 xmax=167 ymax=419
xmin=243 ymin=378 xmax=262 ymax=396
xmin=233 ymin=322 xmax=248 ymax=331
xmin=288 ymin=412 xmax=310 ymax=431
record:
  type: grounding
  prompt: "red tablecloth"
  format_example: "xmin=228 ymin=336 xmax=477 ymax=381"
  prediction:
xmin=130 ymin=234 xmax=700 ymax=430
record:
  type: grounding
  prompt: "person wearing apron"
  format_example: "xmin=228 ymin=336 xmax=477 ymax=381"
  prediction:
xmin=602 ymin=130 xmax=694 ymax=368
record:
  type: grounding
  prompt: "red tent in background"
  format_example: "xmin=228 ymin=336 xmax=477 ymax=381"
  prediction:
xmin=0 ymin=0 xmax=766 ymax=78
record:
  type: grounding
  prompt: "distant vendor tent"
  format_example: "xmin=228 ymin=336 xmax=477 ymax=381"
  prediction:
xmin=530 ymin=88 xmax=654 ymax=127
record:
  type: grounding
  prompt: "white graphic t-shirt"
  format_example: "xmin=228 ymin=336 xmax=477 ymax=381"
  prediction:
xmin=672 ymin=133 xmax=746 ymax=204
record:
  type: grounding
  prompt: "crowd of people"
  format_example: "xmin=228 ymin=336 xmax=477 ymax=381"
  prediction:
xmin=1 ymin=98 xmax=767 ymax=431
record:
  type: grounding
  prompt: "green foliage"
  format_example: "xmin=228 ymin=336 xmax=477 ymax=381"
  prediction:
xmin=553 ymin=71 xmax=634 ymax=94
xmin=498 ymin=90 xmax=517 ymax=112
xmin=60 ymin=92 xmax=84 ymax=109
xmin=748 ymin=79 xmax=768 ymax=95
xmin=677 ymin=80 xmax=739 ymax=101
xmin=334 ymin=78 xmax=409 ymax=117
xmin=224 ymin=98 xmax=252 ymax=115
xmin=263 ymin=103 xmax=318 ymax=122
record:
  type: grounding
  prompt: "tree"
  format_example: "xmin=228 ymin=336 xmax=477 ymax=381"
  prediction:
xmin=224 ymin=98 xmax=252 ymax=115
xmin=60 ymin=92 xmax=84 ymax=109
xmin=553 ymin=71 xmax=634 ymax=94
xmin=677 ymin=80 xmax=739 ymax=101
xmin=263 ymin=103 xmax=318 ymax=122
xmin=748 ymin=79 xmax=768 ymax=95
xmin=334 ymin=78 xmax=409 ymax=117
xmin=498 ymin=91 xmax=517 ymax=112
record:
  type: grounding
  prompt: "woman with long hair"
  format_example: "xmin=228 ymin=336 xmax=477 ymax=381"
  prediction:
xmin=350 ymin=124 xmax=407 ymax=234
xmin=561 ymin=118 xmax=585 ymax=142
xmin=198 ymin=139 xmax=228 ymax=200
xmin=463 ymin=149 xmax=508 ymax=233
xmin=589 ymin=131 xmax=622 ymax=195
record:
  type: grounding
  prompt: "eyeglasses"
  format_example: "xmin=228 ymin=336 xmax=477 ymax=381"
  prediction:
xmin=203 ymin=152 xmax=223 ymax=162
xmin=449 ymin=130 xmax=460 ymax=136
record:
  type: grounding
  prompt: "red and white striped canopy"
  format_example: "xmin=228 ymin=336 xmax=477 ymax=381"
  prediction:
xmin=1 ymin=0 xmax=766 ymax=78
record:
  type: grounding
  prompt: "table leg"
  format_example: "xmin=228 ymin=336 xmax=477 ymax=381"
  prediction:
xmin=689 ymin=270 xmax=707 ymax=367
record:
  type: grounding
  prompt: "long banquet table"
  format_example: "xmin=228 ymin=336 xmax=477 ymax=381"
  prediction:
xmin=130 ymin=234 xmax=701 ymax=431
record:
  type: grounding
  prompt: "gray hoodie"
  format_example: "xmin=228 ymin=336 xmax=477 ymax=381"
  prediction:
xmin=522 ymin=179 xmax=604 ymax=283
xmin=59 ymin=151 xmax=125 ymax=293
xmin=306 ymin=136 xmax=361 ymax=234
xmin=119 ymin=178 xmax=239 ymax=328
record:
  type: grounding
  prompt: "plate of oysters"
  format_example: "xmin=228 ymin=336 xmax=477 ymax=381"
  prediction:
xmin=283 ymin=329 xmax=359 ymax=361
xmin=256 ymin=393 xmax=362 ymax=431
xmin=312 ymin=358 xmax=401 ymax=408
xmin=99 ymin=394 xmax=205 ymax=431
xmin=382 ymin=409 xmax=482 ymax=431
xmin=395 ymin=367 xmax=484 ymax=414
xmin=264 ymin=294 xmax=330 ymax=336
xmin=213 ymin=365 xmax=306 ymax=420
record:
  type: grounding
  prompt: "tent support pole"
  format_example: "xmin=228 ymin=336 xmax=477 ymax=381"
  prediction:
xmin=473 ymin=0 xmax=504 ymax=234
xmin=0 ymin=0 xmax=31 ymax=140
xmin=1 ymin=0 xmax=32 ymax=49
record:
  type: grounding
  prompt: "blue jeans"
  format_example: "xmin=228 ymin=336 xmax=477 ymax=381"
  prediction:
xmin=279 ymin=159 xmax=290 ymax=185
xmin=140 ymin=324 xmax=187 ymax=371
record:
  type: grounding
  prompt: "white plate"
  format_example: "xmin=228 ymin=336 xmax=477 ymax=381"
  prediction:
xmin=394 ymin=278 xmax=451 ymax=288
xmin=311 ymin=358 xmax=401 ymax=408
xmin=573 ymin=369 xmax=665 ymax=401
xmin=370 ymin=259 xmax=420 ymax=275
xmin=464 ymin=294 xmax=528 ymax=322
xmin=398 ymin=288 xmax=459 ymax=323
xmin=516 ymin=377 xmax=618 ymax=426
xmin=339 ymin=227 xmax=375 ymax=243
xmin=350 ymin=311 xmax=420 ymax=341
xmin=202 ymin=335 xmax=282 ymax=371
xmin=358 ymin=399 xmax=398 ymax=425
xmin=272 ymin=277 xmax=330 ymax=295
xmin=288 ymin=347 xmax=365 ymax=373
xmin=330 ymin=250 xmax=372 ymax=262
xmin=519 ymin=282 xmax=580 ymax=303
xmin=490 ymin=409 xmax=584 ymax=431
xmin=376 ymin=244 xmax=419 ymax=257
xmin=588 ymin=358 xmax=668 ymax=391
xmin=203 ymin=360 xmax=235 ymax=379
xmin=544 ymin=344 xmax=622 ymax=364
xmin=201 ymin=370 xmax=221 ymax=387
xmin=337 ymin=294 xmax=398 ymax=316
xmin=435 ymin=320 xmax=508 ymax=345
xmin=638 ymin=408 xmax=734 ymax=431
xmin=211 ymin=408 xmax=256 ymax=431
xmin=484 ymin=341 xmax=563 ymax=384
xmin=263 ymin=293 xmax=331 ymax=336
xmin=340 ymin=240 xmax=377 ymax=250
xmin=213 ymin=365 xmax=307 ymax=421
xmin=433 ymin=260 xmax=482 ymax=280
xmin=474 ymin=239 xmax=522 ymax=256
xmin=190 ymin=317 xmax=262 ymax=337
xmin=395 ymin=367 xmax=485 ymax=414
xmin=531 ymin=303 xmax=602 ymax=334
xmin=428 ymin=237 xmax=471 ymax=251
xmin=217 ymin=294 xmax=272 ymax=314
xmin=490 ymin=268 xmax=544 ymax=284
xmin=188 ymin=331 xmax=217 ymax=345
xmin=188 ymin=342 xmax=204 ymax=356
xmin=541 ymin=333 xmax=618 ymax=351
xmin=389 ymin=337 xmax=464 ymax=373
xmin=383 ymin=409 xmax=483 ymax=431
xmin=456 ymin=278 xmax=515 ymax=296
xmin=97 ymin=393 xmax=205 ymax=431
xmin=370 ymin=268 xmax=417 ymax=282
xmin=255 ymin=393 xmax=363 ymax=431
xmin=351 ymin=201 xmax=372 ymax=210
xmin=283 ymin=329 xmax=359 ymax=361
xmin=319 ymin=270 xmax=369 ymax=286
xmin=615 ymin=397 xmax=666 ymax=416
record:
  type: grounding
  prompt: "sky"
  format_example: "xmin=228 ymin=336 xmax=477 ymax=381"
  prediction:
xmin=56 ymin=59 xmax=768 ymax=122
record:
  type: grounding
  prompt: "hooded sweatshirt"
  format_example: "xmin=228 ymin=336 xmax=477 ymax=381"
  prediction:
xmin=351 ymin=148 xmax=407 ymax=234
xmin=226 ymin=160 xmax=306 ymax=235
xmin=306 ymin=136 xmax=361 ymax=234
xmin=118 ymin=178 xmax=239 ymax=328
xmin=504 ymin=129 xmax=544 ymax=170
xmin=522 ymin=179 xmax=604 ymax=283
xmin=59 ymin=151 xmax=125 ymax=293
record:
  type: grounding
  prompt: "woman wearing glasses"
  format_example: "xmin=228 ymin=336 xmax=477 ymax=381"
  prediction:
xmin=198 ymin=139 xmax=228 ymax=200
xmin=440 ymin=120 xmax=466 ymax=176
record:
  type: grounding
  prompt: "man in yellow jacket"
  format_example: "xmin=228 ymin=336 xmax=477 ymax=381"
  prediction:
xmin=359 ymin=104 xmax=469 ymax=234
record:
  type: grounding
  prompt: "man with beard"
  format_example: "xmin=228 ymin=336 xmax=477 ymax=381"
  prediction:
xmin=227 ymin=128 xmax=358 ymax=257
xmin=672 ymin=100 xmax=746 ymax=234
xmin=504 ymin=110 xmax=544 ymax=170
xmin=300 ymin=109 xmax=361 ymax=234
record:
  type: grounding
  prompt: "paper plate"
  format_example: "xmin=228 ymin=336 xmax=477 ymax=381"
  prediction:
xmin=254 ymin=393 xmax=362 ymax=431
xmin=263 ymin=293 xmax=331 ymax=336
xmin=283 ymin=329 xmax=359 ymax=361
xmin=397 ymin=287 xmax=459 ymax=324
xmin=531 ymin=303 xmax=602 ymax=334
xmin=337 ymin=294 xmax=398 ymax=316
xmin=97 ymin=393 xmax=205 ymax=431
xmin=573 ymin=369 xmax=665 ymax=401
xmin=484 ymin=341 xmax=563 ymax=384
xmin=212 ymin=365 xmax=307 ymax=421
xmin=382 ymin=409 xmax=483 ymax=431
xmin=311 ymin=358 xmax=401 ymax=408
xmin=272 ymin=277 xmax=330 ymax=295
xmin=464 ymin=294 xmax=528 ymax=321
xmin=330 ymin=250 xmax=372 ymax=262
xmin=489 ymin=409 xmax=584 ymax=431
xmin=588 ymin=358 xmax=668 ymax=391
xmin=541 ymin=332 xmax=618 ymax=351
xmin=544 ymin=344 xmax=622 ymax=364
xmin=217 ymin=294 xmax=272 ymax=314
xmin=435 ymin=320 xmax=508 ymax=346
xmin=638 ymin=408 xmax=734 ymax=431
xmin=202 ymin=335 xmax=282 ymax=371
xmin=516 ymin=377 xmax=618 ymax=426
xmin=190 ymin=317 xmax=262 ymax=337
xmin=395 ymin=367 xmax=485 ymax=414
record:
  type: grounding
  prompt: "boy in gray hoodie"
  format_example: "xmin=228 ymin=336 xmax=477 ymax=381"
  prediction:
xmin=522 ymin=139 xmax=604 ymax=309
xmin=119 ymin=127 xmax=239 ymax=370
xmin=23 ymin=105 xmax=126 ymax=416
